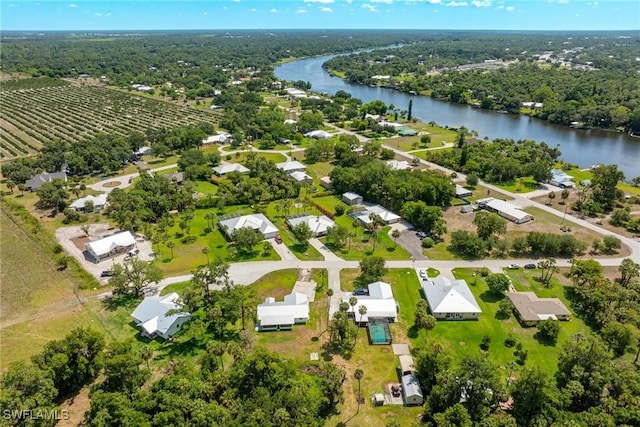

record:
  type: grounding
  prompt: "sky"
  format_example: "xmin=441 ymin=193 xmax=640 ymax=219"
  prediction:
xmin=1 ymin=0 xmax=639 ymax=32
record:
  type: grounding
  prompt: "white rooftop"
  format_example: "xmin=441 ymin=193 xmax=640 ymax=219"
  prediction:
xmin=477 ymin=198 xmax=532 ymax=222
xmin=218 ymin=214 xmax=278 ymax=238
xmin=288 ymin=171 xmax=313 ymax=182
xmin=386 ymin=160 xmax=411 ymax=170
xmin=257 ymin=292 xmax=310 ymax=327
xmin=343 ymin=281 xmax=397 ymax=322
xmin=304 ymin=130 xmax=332 ymax=139
xmin=276 ymin=160 xmax=306 ymax=173
xmin=202 ymin=134 xmax=228 ymax=144
xmin=421 ymin=276 xmax=482 ymax=315
xmin=70 ymin=193 xmax=108 ymax=210
xmin=356 ymin=204 xmax=401 ymax=224
xmin=86 ymin=231 xmax=136 ymax=258
xmin=131 ymin=293 xmax=190 ymax=337
xmin=213 ymin=163 xmax=250 ymax=175
xmin=287 ymin=214 xmax=335 ymax=236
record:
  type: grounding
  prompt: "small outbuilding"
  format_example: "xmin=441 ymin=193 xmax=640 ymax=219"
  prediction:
xmin=342 ymin=192 xmax=363 ymax=206
xmin=399 ymin=355 xmax=416 ymax=376
xmin=455 ymin=184 xmax=473 ymax=198
xmin=401 ymin=374 xmax=424 ymax=406
xmin=319 ymin=176 xmax=333 ymax=189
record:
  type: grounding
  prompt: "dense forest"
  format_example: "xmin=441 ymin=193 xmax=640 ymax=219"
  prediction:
xmin=324 ymin=32 xmax=640 ymax=132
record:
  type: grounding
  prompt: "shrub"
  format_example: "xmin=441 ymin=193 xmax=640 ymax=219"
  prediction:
xmin=466 ymin=173 xmax=479 ymax=187
xmin=421 ymin=237 xmax=435 ymax=248
xmin=335 ymin=205 xmax=345 ymax=216
xmin=504 ymin=335 xmax=517 ymax=348
xmin=480 ymin=334 xmax=491 ymax=351
xmin=536 ymin=319 xmax=560 ymax=344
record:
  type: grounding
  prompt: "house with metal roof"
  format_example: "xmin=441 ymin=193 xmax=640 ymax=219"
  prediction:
xmin=218 ymin=214 xmax=279 ymax=240
xmin=286 ymin=214 xmax=335 ymax=237
xmin=399 ymin=355 xmax=416 ymax=376
xmin=275 ymin=160 xmax=306 ymax=174
xmin=342 ymin=192 xmax=363 ymax=205
xmin=343 ymin=281 xmax=398 ymax=324
xmin=86 ymin=231 xmax=137 ymax=262
xmin=131 ymin=293 xmax=191 ymax=340
xmin=256 ymin=292 xmax=310 ymax=331
xmin=548 ymin=169 xmax=575 ymax=188
xmin=421 ymin=276 xmax=482 ymax=320
xmin=386 ymin=160 xmax=411 ymax=171
xmin=288 ymin=171 xmax=313 ymax=184
xmin=355 ymin=204 xmax=401 ymax=225
xmin=476 ymin=198 xmax=533 ymax=224
xmin=304 ymin=130 xmax=332 ymax=140
xmin=25 ymin=171 xmax=67 ymax=191
xmin=507 ymin=292 xmax=571 ymax=326
xmin=455 ymin=184 xmax=473 ymax=198
xmin=70 ymin=194 xmax=108 ymax=212
xmin=213 ymin=163 xmax=250 ymax=176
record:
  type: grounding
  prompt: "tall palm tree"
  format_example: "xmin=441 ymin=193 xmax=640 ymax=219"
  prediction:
xmin=140 ymin=346 xmax=153 ymax=369
xmin=358 ymin=305 xmax=367 ymax=325
xmin=202 ymin=247 xmax=210 ymax=265
xmin=349 ymin=296 xmax=358 ymax=322
xmin=354 ymin=368 xmax=364 ymax=404
xmin=391 ymin=229 xmax=400 ymax=248
xmin=166 ymin=240 xmax=175 ymax=260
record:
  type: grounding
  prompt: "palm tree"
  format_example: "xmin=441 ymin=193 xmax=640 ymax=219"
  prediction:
xmin=202 ymin=247 xmax=210 ymax=265
xmin=391 ymin=229 xmax=400 ymax=248
xmin=547 ymin=191 xmax=556 ymax=205
xmin=560 ymin=189 xmax=570 ymax=205
xmin=349 ymin=296 xmax=358 ymax=322
xmin=204 ymin=212 xmax=216 ymax=230
xmin=209 ymin=341 xmax=226 ymax=370
xmin=354 ymin=368 xmax=364 ymax=403
xmin=358 ymin=305 xmax=367 ymax=325
xmin=5 ymin=179 xmax=15 ymax=194
xmin=140 ymin=346 xmax=153 ymax=369
xmin=352 ymin=218 xmax=359 ymax=236
xmin=166 ymin=240 xmax=175 ymax=260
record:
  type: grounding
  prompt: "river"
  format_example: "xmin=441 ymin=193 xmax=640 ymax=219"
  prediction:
xmin=275 ymin=54 xmax=639 ymax=179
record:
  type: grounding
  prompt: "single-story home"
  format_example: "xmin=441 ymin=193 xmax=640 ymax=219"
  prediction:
xmin=256 ymin=292 xmax=310 ymax=331
xmin=401 ymin=374 xmax=424 ymax=406
xmin=456 ymin=184 xmax=473 ymax=198
xmin=213 ymin=163 xmax=250 ymax=176
xmin=399 ymin=355 xmax=416 ymax=376
xmin=285 ymin=88 xmax=307 ymax=98
xmin=86 ymin=231 xmax=137 ymax=262
xmin=398 ymin=127 xmax=418 ymax=137
xmin=276 ymin=160 xmax=306 ymax=174
xmin=355 ymin=205 xmax=401 ymax=225
xmin=548 ymin=169 xmax=575 ymax=188
xmin=342 ymin=192 xmax=363 ymax=206
xmin=460 ymin=205 xmax=474 ymax=214
xmin=202 ymin=132 xmax=230 ymax=145
xmin=69 ymin=194 xmax=109 ymax=213
xmin=476 ymin=198 xmax=533 ymax=224
xmin=343 ymin=281 xmax=398 ymax=324
xmin=288 ymin=171 xmax=313 ymax=185
xmin=364 ymin=113 xmax=381 ymax=121
xmin=284 ymin=119 xmax=298 ymax=125
xmin=162 ymin=172 xmax=185 ymax=185
xmin=218 ymin=214 xmax=279 ymax=240
xmin=131 ymin=293 xmax=191 ymax=340
xmin=319 ymin=176 xmax=333 ymax=189
xmin=507 ymin=292 xmax=571 ymax=326
xmin=25 ymin=171 xmax=67 ymax=191
xmin=421 ymin=276 xmax=482 ymax=320
xmin=386 ymin=160 xmax=411 ymax=171
xmin=304 ymin=130 xmax=333 ymax=140
xmin=286 ymin=214 xmax=335 ymax=237
xmin=135 ymin=146 xmax=153 ymax=157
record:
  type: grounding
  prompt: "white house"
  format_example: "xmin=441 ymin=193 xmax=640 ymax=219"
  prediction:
xmin=202 ymin=131 xmax=231 ymax=145
xmin=288 ymin=171 xmax=313 ymax=184
xmin=213 ymin=163 xmax=250 ymax=176
xmin=256 ymin=292 xmax=310 ymax=331
xmin=548 ymin=169 xmax=575 ymax=188
xmin=343 ymin=281 xmax=398 ymax=323
xmin=304 ymin=130 xmax=332 ymax=140
xmin=455 ymin=184 xmax=473 ymax=198
xmin=401 ymin=374 xmax=424 ymax=406
xmin=69 ymin=194 xmax=108 ymax=212
xmin=86 ymin=231 xmax=137 ymax=262
xmin=476 ymin=198 xmax=533 ymax=224
xmin=135 ymin=146 xmax=153 ymax=157
xmin=342 ymin=192 xmax=363 ymax=206
xmin=386 ymin=160 xmax=411 ymax=171
xmin=286 ymin=214 xmax=335 ymax=237
xmin=276 ymin=160 xmax=306 ymax=174
xmin=355 ymin=204 xmax=401 ymax=225
xmin=421 ymin=276 xmax=482 ymax=320
xmin=218 ymin=214 xmax=279 ymax=240
xmin=131 ymin=293 xmax=191 ymax=340
xmin=319 ymin=176 xmax=333 ymax=189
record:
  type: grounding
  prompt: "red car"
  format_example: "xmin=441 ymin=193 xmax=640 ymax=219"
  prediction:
xmin=275 ymin=235 xmax=283 ymax=244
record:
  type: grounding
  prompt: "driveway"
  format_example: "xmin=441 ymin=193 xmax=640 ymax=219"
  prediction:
xmin=396 ymin=230 xmax=427 ymax=260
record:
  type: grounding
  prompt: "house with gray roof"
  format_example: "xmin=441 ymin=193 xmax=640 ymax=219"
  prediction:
xmin=507 ymin=292 xmax=571 ymax=326
xmin=401 ymin=374 xmax=424 ymax=406
xmin=342 ymin=192 xmax=363 ymax=205
xmin=131 ymin=293 xmax=190 ymax=339
xmin=286 ymin=214 xmax=335 ymax=237
xmin=25 ymin=171 xmax=67 ymax=191
xmin=213 ymin=163 xmax=250 ymax=176
xmin=421 ymin=276 xmax=481 ymax=320
xmin=276 ymin=160 xmax=306 ymax=174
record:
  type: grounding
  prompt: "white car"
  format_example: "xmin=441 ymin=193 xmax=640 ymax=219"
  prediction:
xmin=419 ymin=269 xmax=427 ymax=278
xmin=508 ymin=263 xmax=520 ymax=269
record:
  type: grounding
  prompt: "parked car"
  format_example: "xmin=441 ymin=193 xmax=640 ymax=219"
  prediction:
xmin=353 ymin=288 xmax=369 ymax=296
xmin=419 ymin=269 xmax=427 ymax=278
xmin=391 ymin=385 xmax=402 ymax=397
xmin=416 ymin=231 xmax=427 ymax=238
xmin=100 ymin=270 xmax=114 ymax=277
xmin=275 ymin=235 xmax=283 ymax=244
xmin=524 ymin=263 xmax=536 ymax=269
xmin=128 ymin=248 xmax=140 ymax=257
xmin=508 ymin=263 xmax=520 ymax=269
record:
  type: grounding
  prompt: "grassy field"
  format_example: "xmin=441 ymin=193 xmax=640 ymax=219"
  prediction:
xmin=492 ymin=176 xmax=540 ymax=193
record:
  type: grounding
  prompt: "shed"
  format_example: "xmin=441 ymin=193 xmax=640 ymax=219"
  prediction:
xmin=319 ymin=176 xmax=333 ymax=189
xmin=399 ymin=355 xmax=416 ymax=375
xmin=372 ymin=393 xmax=385 ymax=407
xmin=455 ymin=184 xmax=472 ymax=198
xmin=460 ymin=205 xmax=474 ymax=214
xmin=401 ymin=374 xmax=424 ymax=406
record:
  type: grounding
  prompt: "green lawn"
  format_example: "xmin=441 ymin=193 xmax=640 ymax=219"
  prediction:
xmin=159 ymin=281 xmax=192 ymax=296
xmin=492 ymin=176 xmax=540 ymax=193
xmin=381 ymin=136 xmax=440 ymax=152
xmin=326 ymin=225 xmax=412 ymax=260
xmin=424 ymin=268 xmax=590 ymax=375
xmin=264 ymin=201 xmax=324 ymax=261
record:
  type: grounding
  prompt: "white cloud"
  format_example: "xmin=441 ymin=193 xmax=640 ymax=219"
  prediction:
xmin=320 ymin=6 xmax=333 ymax=11
xmin=471 ymin=0 xmax=491 ymax=6
xmin=250 ymin=8 xmax=256 ymax=12
xmin=94 ymin=12 xmax=102 ymax=16
xmin=232 ymin=0 xmax=240 ymax=2
xmin=506 ymin=5 xmax=514 ymax=11
xmin=68 ymin=3 xmax=78 ymax=7
xmin=345 ymin=0 xmax=353 ymax=3
xmin=362 ymin=3 xmax=379 ymax=12
xmin=445 ymin=1 xmax=468 ymax=6
xmin=270 ymin=8 xmax=278 ymax=13
xmin=371 ymin=0 xmax=394 ymax=4
xmin=106 ymin=12 xmax=111 ymax=16
xmin=202 ymin=11 xmax=209 ymax=15
xmin=304 ymin=0 xmax=334 ymax=3
xmin=295 ymin=7 xmax=307 ymax=13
